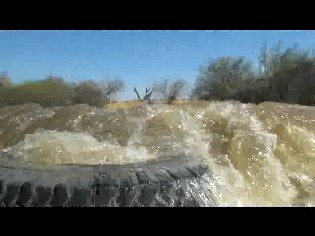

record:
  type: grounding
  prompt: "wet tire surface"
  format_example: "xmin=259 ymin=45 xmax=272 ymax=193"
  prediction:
xmin=0 ymin=154 xmax=212 ymax=207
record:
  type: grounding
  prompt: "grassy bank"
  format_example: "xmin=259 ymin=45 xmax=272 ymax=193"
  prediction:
xmin=0 ymin=79 xmax=75 ymax=107
xmin=0 ymin=78 xmax=110 ymax=108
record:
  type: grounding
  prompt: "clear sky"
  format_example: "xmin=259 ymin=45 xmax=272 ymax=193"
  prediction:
xmin=1 ymin=30 xmax=315 ymax=100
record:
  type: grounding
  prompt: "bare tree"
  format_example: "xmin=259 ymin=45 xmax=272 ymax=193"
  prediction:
xmin=46 ymin=74 xmax=64 ymax=82
xmin=133 ymin=87 xmax=154 ymax=104
xmin=153 ymin=79 xmax=187 ymax=104
xmin=101 ymin=79 xmax=125 ymax=101
xmin=134 ymin=87 xmax=141 ymax=100
xmin=0 ymin=74 xmax=12 ymax=88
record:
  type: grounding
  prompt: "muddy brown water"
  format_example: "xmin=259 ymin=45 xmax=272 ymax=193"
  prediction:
xmin=0 ymin=101 xmax=314 ymax=206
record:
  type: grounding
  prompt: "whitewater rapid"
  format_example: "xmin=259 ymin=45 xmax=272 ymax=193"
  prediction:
xmin=0 ymin=101 xmax=314 ymax=206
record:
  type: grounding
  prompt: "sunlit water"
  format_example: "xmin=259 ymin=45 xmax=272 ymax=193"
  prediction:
xmin=0 ymin=101 xmax=314 ymax=206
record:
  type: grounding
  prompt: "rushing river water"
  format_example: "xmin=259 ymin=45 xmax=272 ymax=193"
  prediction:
xmin=0 ymin=101 xmax=314 ymax=206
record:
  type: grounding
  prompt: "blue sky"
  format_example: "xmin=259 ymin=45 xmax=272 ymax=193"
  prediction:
xmin=1 ymin=30 xmax=315 ymax=100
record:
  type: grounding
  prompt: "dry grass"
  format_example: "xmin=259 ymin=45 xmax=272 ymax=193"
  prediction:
xmin=105 ymin=100 xmax=210 ymax=110
xmin=172 ymin=100 xmax=210 ymax=107
xmin=105 ymin=100 xmax=145 ymax=110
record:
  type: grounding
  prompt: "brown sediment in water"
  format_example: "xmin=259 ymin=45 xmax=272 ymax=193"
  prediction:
xmin=0 ymin=100 xmax=314 ymax=206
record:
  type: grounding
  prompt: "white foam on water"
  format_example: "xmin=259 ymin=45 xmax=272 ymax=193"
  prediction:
xmin=4 ymin=130 xmax=156 ymax=165
xmin=196 ymin=101 xmax=298 ymax=206
xmin=1 ymin=101 xmax=315 ymax=206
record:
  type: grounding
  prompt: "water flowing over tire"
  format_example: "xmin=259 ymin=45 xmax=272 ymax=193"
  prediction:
xmin=0 ymin=153 xmax=213 ymax=207
xmin=2 ymin=102 xmax=315 ymax=206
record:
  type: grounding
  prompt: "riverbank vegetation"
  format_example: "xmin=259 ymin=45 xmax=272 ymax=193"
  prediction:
xmin=191 ymin=42 xmax=315 ymax=105
xmin=0 ymin=76 xmax=124 ymax=108
xmin=1 ymin=42 xmax=314 ymax=108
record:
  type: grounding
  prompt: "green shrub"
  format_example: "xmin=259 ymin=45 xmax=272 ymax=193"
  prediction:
xmin=0 ymin=78 xmax=75 ymax=107
xmin=73 ymin=81 xmax=109 ymax=107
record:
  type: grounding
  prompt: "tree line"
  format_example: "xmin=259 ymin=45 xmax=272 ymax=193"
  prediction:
xmin=0 ymin=75 xmax=188 ymax=107
xmin=1 ymin=41 xmax=314 ymax=108
xmin=0 ymin=76 xmax=125 ymax=108
xmin=191 ymin=42 xmax=315 ymax=105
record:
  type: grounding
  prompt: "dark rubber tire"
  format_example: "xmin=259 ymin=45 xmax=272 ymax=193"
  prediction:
xmin=0 ymin=153 xmax=212 ymax=207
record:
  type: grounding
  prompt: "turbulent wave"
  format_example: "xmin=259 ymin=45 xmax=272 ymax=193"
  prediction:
xmin=0 ymin=101 xmax=314 ymax=206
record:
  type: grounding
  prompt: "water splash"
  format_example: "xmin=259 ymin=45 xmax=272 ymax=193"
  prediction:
xmin=1 ymin=101 xmax=315 ymax=206
xmin=4 ymin=130 xmax=156 ymax=165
